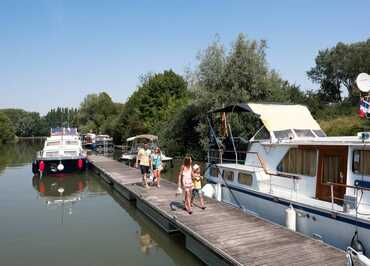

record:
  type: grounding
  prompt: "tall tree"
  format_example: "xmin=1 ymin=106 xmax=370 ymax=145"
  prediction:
xmin=307 ymin=39 xmax=370 ymax=102
xmin=115 ymin=70 xmax=188 ymax=142
xmin=78 ymin=92 xmax=119 ymax=133
xmin=161 ymin=33 xmax=306 ymax=157
xmin=0 ymin=112 xmax=15 ymax=143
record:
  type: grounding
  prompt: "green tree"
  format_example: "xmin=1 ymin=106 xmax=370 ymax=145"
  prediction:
xmin=307 ymin=39 xmax=370 ymax=102
xmin=115 ymin=70 xmax=188 ymax=143
xmin=0 ymin=109 xmax=45 ymax=136
xmin=0 ymin=112 xmax=15 ymax=143
xmin=78 ymin=92 xmax=119 ymax=133
xmin=161 ymin=34 xmax=308 ymax=158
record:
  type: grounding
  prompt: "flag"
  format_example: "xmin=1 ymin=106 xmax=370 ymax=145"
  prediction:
xmin=359 ymin=99 xmax=370 ymax=119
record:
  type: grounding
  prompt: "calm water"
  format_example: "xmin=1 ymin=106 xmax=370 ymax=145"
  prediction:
xmin=0 ymin=141 xmax=202 ymax=266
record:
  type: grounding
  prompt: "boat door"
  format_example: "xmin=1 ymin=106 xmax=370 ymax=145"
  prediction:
xmin=316 ymin=146 xmax=348 ymax=204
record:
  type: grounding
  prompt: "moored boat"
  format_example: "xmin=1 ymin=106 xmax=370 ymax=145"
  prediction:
xmin=32 ymin=128 xmax=88 ymax=175
xmin=204 ymin=103 xmax=370 ymax=264
xmin=94 ymin=134 xmax=114 ymax=153
xmin=120 ymin=134 xmax=173 ymax=168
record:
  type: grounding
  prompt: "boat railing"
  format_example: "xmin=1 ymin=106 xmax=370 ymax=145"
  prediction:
xmin=208 ymin=148 xmax=301 ymax=182
xmin=326 ymin=182 xmax=370 ymax=213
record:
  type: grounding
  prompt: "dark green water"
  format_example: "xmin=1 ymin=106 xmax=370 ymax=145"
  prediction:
xmin=0 ymin=141 xmax=202 ymax=266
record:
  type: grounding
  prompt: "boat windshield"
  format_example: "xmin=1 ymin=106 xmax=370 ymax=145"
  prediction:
xmin=47 ymin=141 xmax=61 ymax=146
xmin=65 ymin=140 xmax=78 ymax=145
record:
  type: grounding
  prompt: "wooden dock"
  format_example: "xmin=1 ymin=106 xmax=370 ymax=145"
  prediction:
xmin=88 ymin=155 xmax=345 ymax=266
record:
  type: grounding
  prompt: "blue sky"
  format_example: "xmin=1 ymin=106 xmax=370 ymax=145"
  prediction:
xmin=1 ymin=0 xmax=369 ymax=114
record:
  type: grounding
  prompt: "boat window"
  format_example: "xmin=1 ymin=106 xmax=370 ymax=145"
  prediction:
xmin=353 ymin=150 xmax=370 ymax=175
xmin=65 ymin=140 xmax=78 ymax=145
xmin=277 ymin=148 xmax=317 ymax=176
xmin=47 ymin=141 xmax=61 ymax=146
xmin=223 ymin=170 xmax=234 ymax=182
xmin=209 ymin=167 xmax=219 ymax=177
xmin=253 ymin=126 xmax=270 ymax=140
xmin=294 ymin=129 xmax=315 ymax=138
xmin=273 ymin=130 xmax=294 ymax=140
xmin=322 ymin=155 xmax=340 ymax=183
xmin=313 ymin=130 xmax=327 ymax=137
xmin=238 ymin=172 xmax=253 ymax=186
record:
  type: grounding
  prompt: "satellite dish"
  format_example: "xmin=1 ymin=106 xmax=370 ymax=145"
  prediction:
xmin=356 ymin=73 xmax=370 ymax=92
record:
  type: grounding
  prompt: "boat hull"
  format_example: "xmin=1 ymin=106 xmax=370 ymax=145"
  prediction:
xmin=208 ymin=180 xmax=370 ymax=253
xmin=32 ymin=158 xmax=88 ymax=175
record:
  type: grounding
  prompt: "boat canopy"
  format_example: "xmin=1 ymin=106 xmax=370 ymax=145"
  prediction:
xmin=210 ymin=103 xmax=322 ymax=132
xmin=126 ymin=134 xmax=158 ymax=142
xmin=50 ymin=128 xmax=78 ymax=136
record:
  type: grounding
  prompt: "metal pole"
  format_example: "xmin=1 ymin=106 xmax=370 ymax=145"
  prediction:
xmin=330 ymin=184 xmax=334 ymax=210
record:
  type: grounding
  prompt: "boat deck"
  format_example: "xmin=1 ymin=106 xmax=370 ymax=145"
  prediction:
xmin=88 ymin=155 xmax=345 ymax=265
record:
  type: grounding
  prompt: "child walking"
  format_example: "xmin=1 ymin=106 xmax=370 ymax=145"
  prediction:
xmin=178 ymin=156 xmax=193 ymax=214
xmin=191 ymin=164 xmax=206 ymax=210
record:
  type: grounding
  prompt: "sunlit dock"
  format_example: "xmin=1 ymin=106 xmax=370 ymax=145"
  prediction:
xmin=88 ymin=155 xmax=345 ymax=266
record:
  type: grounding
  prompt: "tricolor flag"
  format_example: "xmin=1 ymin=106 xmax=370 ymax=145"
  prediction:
xmin=359 ymin=99 xmax=370 ymax=118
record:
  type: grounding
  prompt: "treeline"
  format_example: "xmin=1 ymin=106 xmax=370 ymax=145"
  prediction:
xmin=1 ymin=34 xmax=369 ymax=154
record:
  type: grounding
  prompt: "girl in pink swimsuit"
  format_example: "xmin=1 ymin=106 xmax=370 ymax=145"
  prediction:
xmin=178 ymin=156 xmax=193 ymax=214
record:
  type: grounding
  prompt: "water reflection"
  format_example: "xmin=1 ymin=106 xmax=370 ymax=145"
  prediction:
xmin=32 ymin=174 xmax=107 ymax=223
xmin=104 ymin=184 xmax=202 ymax=265
xmin=0 ymin=141 xmax=203 ymax=265
xmin=0 ymin=140 xmax=43 ymax=174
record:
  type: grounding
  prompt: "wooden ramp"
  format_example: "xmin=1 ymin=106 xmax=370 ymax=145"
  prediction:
xmin=88 ymin=155 xmax=345 ymax=266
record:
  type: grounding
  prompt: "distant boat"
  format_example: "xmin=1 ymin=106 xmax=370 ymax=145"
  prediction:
xmin=94 ymin=134 xmax=114 ymax=153
xmin=32 ymin=128 xmax=88 ymax=175
xmin=82 ymin=133 xmax=96 ymax=149
xmin=120 ymin=134 xmax=173 ymax=168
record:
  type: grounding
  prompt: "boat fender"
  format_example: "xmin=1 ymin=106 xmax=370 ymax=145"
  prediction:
xmin=351 ymin=231 xmax=366 ymax=255
xmin=77 ymin=159 xmax=83 ymax=170
xmin=39 ymin=161 xmax=45 ymax=173
xmin=57 ymin=163 xmax=64 ymax=171
xmin=202 ymin=184 xmax=215 ymax=198
xmin=285 ymin=205 xmax=296 ymax=231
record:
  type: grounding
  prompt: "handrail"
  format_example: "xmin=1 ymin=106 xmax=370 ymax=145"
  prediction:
xmin=326 ymin=182 xmax=370 ymax=192
xmin=209 ymin=148 xmax=301 ymax=180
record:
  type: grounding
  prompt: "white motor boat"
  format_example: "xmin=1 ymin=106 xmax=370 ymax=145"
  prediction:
xmin=120 ymin=134 xmax=173 ymax=167
xmin=204 ymin=103 xmax=370 ymax=264
xmin=32 ymin=128 xmax=88 ymax=175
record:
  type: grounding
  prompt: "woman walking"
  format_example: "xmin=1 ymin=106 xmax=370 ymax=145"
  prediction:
xmin=177 ymin=156 xmax=193 ymax=214
xmin=151 ymin=147 xmax=162 ymax=187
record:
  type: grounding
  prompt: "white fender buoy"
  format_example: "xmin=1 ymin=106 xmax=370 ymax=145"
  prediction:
xmin=215 ymin=183 xmax=222 ymax=202
xmin=57 ymin=163 xmax=64 ymax=171
xmin=202 ymin=184 xmax=215 ymax=198
xmin=285 ymin=205 xmax=296 ymax=231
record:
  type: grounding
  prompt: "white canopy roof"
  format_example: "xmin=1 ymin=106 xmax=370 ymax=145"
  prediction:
xmin=247 ymin=103 xmax=321 ymax=132
xmin=126 ymin=134 xmax=158 ymax=142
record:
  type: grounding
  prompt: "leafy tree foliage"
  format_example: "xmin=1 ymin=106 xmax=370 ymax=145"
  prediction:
xmin=307 ymin=38 xmax=370 ymax=102
xmin=77 ymin=92 xmax=120 ymax=134
xmin=161 ymin=34 xmax=306 ymax=158
xmin=0 ymin=109 xmax=45 ymax=137
xmin=115 ymin=70 xmax=188 ymax=142
xmin=0 ymin=112 xmax=15 ymax=143
xmin=44 ymin=107 xmax=79 ymax=130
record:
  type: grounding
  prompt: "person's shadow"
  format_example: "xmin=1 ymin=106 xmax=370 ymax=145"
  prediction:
xmin=169 ymin=200 xmax=184 ymax=211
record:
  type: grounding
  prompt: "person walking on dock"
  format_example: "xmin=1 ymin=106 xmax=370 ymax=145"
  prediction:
xmin=178 ymin=156 xmax=193 ymax=214
xmin=191 ymin=164 xmax=206 ymax=210
xmin=151 ymin=147 xmax=163 ymax=188
xmin=136 ymin=143 xmax=152 ymax=188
